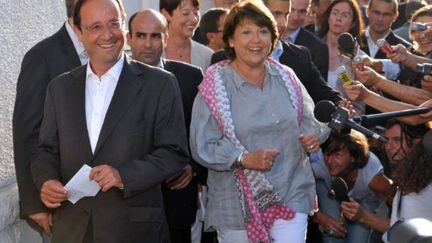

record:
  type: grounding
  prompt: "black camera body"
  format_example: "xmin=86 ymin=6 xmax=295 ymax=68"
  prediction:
xmin=416 ymin=63 xmax=432 ymax=76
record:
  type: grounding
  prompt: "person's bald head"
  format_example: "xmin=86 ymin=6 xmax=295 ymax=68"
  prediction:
xmin=127 ymin=9 xmax=168 ymax=66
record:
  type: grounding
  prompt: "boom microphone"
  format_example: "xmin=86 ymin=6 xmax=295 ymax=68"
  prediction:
xmin=352 ymin=107 xmax=432 ymax=124
xmin=314 ymin=100 xmax=388 ymax=143
xmin=377 ymin=39 xmax=393 ymax=55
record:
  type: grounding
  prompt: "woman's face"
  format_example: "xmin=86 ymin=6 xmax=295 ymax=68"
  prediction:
xmin=328 ymin=2 xmax=354 ymax=35
xmin=229 ymin=18 xmax=273 ymax=68
xmin=324 ymin=147 xmax=354 ymax=177
xmin=411 ymin=15 xmax=432 ymax=54
xmin=166 ymin=0 xmax=200 ymax=39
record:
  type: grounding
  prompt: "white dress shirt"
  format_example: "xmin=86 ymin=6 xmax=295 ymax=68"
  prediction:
xmin=85 ymin=55 xmax=124 ymax=153
xmin=65 ymin=21 xmax=88 ymax=65
xmin=365 ymin=28 xmax=400 ymax=80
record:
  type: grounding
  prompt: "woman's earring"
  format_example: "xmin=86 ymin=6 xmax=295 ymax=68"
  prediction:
xmin=229 ymin=43 xmax=234 ymax=48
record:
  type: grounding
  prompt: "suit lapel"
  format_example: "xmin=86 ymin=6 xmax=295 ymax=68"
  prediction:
xmin=58 ymin=24 xmax=82 ymax=71
xmin=93 ymin=57 xmax=144 ymax=155
xmin=69 ymin=67 xmax=93 ymax=162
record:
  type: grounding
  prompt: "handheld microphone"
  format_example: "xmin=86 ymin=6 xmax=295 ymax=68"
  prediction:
xmin=377 ymin=39 xmax=393 ymax=55
xmin=336 ymin=66 xmax=353 ymax=86
xmin=353 ymin=56 xmax=364 ymax=71
xmin=314 ymin=100 xmax=388 ymax=143
xmin=328 ymin=177 xmax=349 ymax=202
xmin=338 ymin=32 xmax=356 ymax=59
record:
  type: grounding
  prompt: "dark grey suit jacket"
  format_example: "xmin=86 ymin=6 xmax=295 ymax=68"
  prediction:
xmin=31 ymin=56 xmax=189 ymax=243
xmin=13 ymin=24 xmax=82 ymax=219
xmin=295 ymin=27 xmax=329 ymax=80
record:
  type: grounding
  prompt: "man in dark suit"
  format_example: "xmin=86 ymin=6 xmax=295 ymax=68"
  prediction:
xmin=13 ymin=0 xmax=85 ymax=238
xmin=280 ymin=0 xmax=329 ymax=79
xmin=127 ymin=9 xmax=203 ymax=243
xmin=213 ymin=0 xmax=341 ymax=105
xmin=359 ymin=0 xmax=410 ymax=60
xmin=30 ymin=1 xmax=189 ymax=242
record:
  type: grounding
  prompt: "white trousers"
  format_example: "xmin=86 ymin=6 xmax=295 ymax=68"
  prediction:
xmin=217 ymin=212 xmax=308 ymax=243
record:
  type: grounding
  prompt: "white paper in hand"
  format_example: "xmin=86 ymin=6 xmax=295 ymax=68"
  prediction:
xmin=64 ymin=164 xmax=101 ymax=204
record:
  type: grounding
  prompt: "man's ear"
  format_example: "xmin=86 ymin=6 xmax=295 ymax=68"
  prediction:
xmin=206 ymin=32 xmax=215 ymax=44
xmin=73 ymin=25 xmax=83 ymax=42
xmin=161 ymin=9 xmax=171 ymax=23
xmin=392 ymin=11 xmax=399 ymax=23
xmin=126 ymin=31 xmax=132 ymax=45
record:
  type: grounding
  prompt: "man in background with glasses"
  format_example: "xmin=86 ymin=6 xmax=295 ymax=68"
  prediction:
xmin=30 ymin=0 xmax=189 ymax=242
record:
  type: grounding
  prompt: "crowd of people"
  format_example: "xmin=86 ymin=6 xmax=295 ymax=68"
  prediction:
xmin=12 ymin=0 xmax=432 ymax=242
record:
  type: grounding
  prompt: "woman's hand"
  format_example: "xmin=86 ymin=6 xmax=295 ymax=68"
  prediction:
xmin=242 ymin=149 xmax=279 ymax=171
xmin=298 ymin=133 xmax=320 ymax=153
xmin=314 ymin=211 xmax=347 ymax=238
xmin=341 ymin=198 xmax=364 ymax=221
xmin=387 ymin=44 xmax=408 ymax=64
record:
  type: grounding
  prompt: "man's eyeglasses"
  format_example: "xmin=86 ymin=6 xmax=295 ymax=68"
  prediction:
xmin=81 ymin=20 xmax=124 ymax=34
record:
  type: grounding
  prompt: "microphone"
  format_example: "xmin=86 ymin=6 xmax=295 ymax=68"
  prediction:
xmin=352 ymin=107 xmax=432 ymax=124
xmin=377 ymin=39 xmax=393 ymax=55
xmin=314 ymin=100 xmax=388 ymax=143
xmin=353 ymin=56 xmax=365 ymax=71
xmin=336 ymin=66 xmax=353 ymax=86
xmin=338 ymin=32 xmax=356 ymax=59
xmin=328 ymin=177 xmax=349 ymax=202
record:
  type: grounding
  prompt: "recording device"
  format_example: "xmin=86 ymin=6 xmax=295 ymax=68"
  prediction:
xmin=314 ymin=100 xmax=388 ymax=143
xmin=411 ymin=22 xmax=428 ymax=32
xmin=336 ymin=66 xmax=353 ymax=86
xmin=416 ymin=63 xmax=432 ymax=76
xmin=353 ymin=56 xmax=364 ymax=71
xmin=328 ymin=177 xmax=349 ymax=202
xmin=377 ymin=39 xmax=393 ymax=55
xmin=338 ymin=32 xmax=357 ymax=59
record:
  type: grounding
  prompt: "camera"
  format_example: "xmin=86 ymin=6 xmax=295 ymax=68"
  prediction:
xmin=411 ymin=22 xmax=428 ymax=32
xmin=416 ymin=63 xmax=432 ymax=76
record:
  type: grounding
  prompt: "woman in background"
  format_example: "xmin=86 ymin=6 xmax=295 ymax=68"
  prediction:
xmin=160 ymin=0 xmax=213 ymax=72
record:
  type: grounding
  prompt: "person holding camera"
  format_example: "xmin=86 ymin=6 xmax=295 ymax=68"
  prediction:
xmin=310 ymin=130 xmax=393 ymax=243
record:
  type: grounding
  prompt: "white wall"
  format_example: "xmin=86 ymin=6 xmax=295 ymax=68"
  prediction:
xmin=0 ymin=0 xmax=66 ymax=240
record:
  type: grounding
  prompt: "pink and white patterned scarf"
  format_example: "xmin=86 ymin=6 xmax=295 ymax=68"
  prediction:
xmin=199 ymin=58 xmax=303 ymax=242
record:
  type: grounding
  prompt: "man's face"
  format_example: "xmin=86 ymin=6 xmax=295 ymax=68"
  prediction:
xmin=367 ymin=0 xmax=397 ymax=36
xmin=384 ymin=124 xmax=408 ymax=164
xmin=212 ymin=0 xmax=238 ymax=8
xmin=266 ymin=0 xmax=291 ymax=38
xmin=127 ymin=12 xmax=166 ymax=66
xmin=287 ymin=0 xmax=310 ymax=32
xmin=75 ymin=0 xmax=125 ymax=73
xmin=208 ymin=13 xmax=227 ymax=51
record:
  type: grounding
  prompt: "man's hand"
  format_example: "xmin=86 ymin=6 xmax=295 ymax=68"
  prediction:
xmin=419 ymin=99 xmax=432 ymax=119
xmin=166 ymin=164 xmax=193 ymax=190
xmin=40 ymin=180 xmax=68 ymax=208
xmin=344 ymin=81 xmax=370 ymax=102
xmin=28 ymin=212 xmax=52 ymax=234
xmin=421 ymin=75 xmax=432 ymax=93
xmin=354 ymin=66 xmax=380 ymax=87
xmin=90 ymin=164 xmax=123 ymax=192
xmin=298 ymin=133 xmax=320 ymax=153
xmin=242 ymin=149 xmax=279 ymax=171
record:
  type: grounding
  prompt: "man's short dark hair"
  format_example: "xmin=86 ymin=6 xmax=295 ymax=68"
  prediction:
xmin=200 ymin=8 xmax=228 ymax=44
xmin=65 ymin=0 xmax=77 ymax=18
xmin=73 ymin=0 xmax=126 ymax=30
